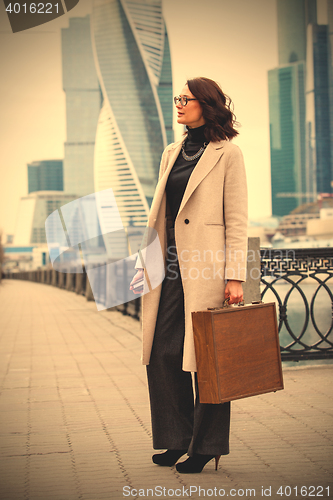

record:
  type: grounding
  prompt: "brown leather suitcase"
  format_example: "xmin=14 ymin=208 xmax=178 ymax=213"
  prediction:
xmin=192 ymin=302 xmax=284 ymax=404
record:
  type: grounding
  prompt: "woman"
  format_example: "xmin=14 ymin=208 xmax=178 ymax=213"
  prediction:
xmin=130 ymin=77 xmax=248 ymax=473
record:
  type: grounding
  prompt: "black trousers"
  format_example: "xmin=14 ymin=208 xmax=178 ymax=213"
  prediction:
xmin=146 ymin=236 xmax=230 ymax=456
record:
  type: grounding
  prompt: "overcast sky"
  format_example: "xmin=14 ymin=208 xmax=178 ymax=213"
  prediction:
xmin=0 ymin=0 xmax=328 ymax=239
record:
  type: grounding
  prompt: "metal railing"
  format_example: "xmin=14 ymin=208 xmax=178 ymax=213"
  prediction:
xmin=5 ymin=247 xmax=333 ymax=362
xmin=260 ymin=248 xmax=333 ymax=361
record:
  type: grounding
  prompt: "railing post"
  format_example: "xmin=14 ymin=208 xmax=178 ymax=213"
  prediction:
xmin=243 ymin=237 xmax=261 ymax=304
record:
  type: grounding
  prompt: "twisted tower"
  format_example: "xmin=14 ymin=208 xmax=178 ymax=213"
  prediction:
xmin=91 ymin=0 xmax=173 ymax=227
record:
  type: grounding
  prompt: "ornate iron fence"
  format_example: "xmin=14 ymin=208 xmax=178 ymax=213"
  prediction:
xmin=260 ymin=248 xmax=333 ymax=361
xmin=5 ymin=247 xmax=333 ymax=362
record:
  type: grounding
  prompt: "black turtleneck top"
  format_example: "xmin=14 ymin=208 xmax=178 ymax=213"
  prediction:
xmin=166 ymin=124 xmax=207 ymax=225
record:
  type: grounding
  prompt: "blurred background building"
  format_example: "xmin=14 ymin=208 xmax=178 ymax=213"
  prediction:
xmin=28 ymin=160 xmax=63 ymax=193
xmin=62 ymin=15 xmax=102 ymax=197
xmin=268 ymin=0 xmax=333 ymax=218
xmin=14 ymin=192 xmax=76 ymax=246
xmin=7 ymin=191 xmax=76 ymax=272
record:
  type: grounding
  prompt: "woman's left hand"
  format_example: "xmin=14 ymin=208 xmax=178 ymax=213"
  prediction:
xmin=225 ymin=280 xmax=243 ymax=305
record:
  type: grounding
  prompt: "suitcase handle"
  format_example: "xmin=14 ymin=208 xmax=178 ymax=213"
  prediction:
xmin=207 ymin=299 xmax=262 ymax=311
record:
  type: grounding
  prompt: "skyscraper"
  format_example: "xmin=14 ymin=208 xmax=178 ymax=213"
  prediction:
xmin=268 ymin=0 xmax=310 ymax=216
xmin=14 ymin=192 xmax=76 ymax=245
xmin=268 ymin=0 xmax=332 ymax=217
xmin=61 ymin=15 xmax=102 ymax=197
xmin=276 ymin=0 xmax=308 ymax=64
xmin=91 ymin=0 xmax=173 ymax=228
xmin=306 ymin=23 xmax=331 ymax=194
xmin=268 ymin=62 xmax=306 ymax=215
xmin=28 ymin=160 xmax=63 ymax=194
xmin=328 ymin=2 xmax=333 ymax=172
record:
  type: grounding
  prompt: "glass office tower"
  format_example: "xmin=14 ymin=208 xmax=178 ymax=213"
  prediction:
xmin=28 ymin=160 xmax=63 ymax=194
xmin=269 ymin=63 xmax=306 ymax=215
xmin=268 ymin=0 xmax=332 ymax=216
xmin=268 ymin=0 xmax=310 ymax=216
xmin=91 ymin=0 xmax=173 ymax=227
xmin=327 ymin=0 xmax=333 ymax=179
xmin=306 ymin=23 xmax=331 ymax=195
xmin=277 ymin=0 xmax=307 ymax=64
xmin=62 ymin=15 xmax=102 ymax=197
xmin=329 ymin=2 xmax=333 ymax=177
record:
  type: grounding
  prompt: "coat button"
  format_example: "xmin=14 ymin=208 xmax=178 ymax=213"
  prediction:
xmin=184 ymin=219 xmax=189 ymax=224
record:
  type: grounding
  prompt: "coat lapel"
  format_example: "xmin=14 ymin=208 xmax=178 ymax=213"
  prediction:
xmin=178 ymin=141 xmax=225 ymax=217
xmin=148 ymin=139 xmax=226 ymax=225
xmin=147 ymin=140 xmax=182 ymax=223
xmin=162 ymin=140 xmax=183 ymax=180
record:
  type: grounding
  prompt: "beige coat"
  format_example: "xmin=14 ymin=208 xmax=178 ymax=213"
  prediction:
xmin=139 ymin=137 xmax=248 ymax=372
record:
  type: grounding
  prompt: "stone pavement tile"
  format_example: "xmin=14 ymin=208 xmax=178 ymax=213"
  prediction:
xmin=32 ymin=493 xmax=77 ymax=500
xmin=4 ymin=353 xmax=31 ymax=368
xmin=294 ymin=442 xmax=332 ymax=454
xmin=0 ymin=388 xmax=29 ymax=407
xmin=56 ymin=378 xmax=87 ymax=389
xmin=69 ymin=437 xmax=112 ymax=454
xmin=0 ymin=412 xmax=29 ymax=435
xmin=2 ymin=374 xmax=30 ymax=390
xmin=67 ymin=375 xmax=112 ymax=390
xmin=28 ymin=441 xmax=69 ymax=455
xmin=29 ymin=388 xmax=60 ymax=402
xmin=65 ymin=422 xmax=104 ymax=435
xmin=82 ymin=490 xmax=125 ymax=500
xmin=73 ymin=355 xmax=111 ymax=373
xmin=30 ymin=376 xmax=58 ymax=388
xmin=284 ymin=433 xmax=330 ymax=448
xmin=0 ymin=456 xmax=27 ymax=499
xmin=30 ymin=410 xmax=64 ymax=429
xmin=75 ymin=461 xmax=123 ymax=476
xmin=88 ymin=390 xmax=130 ymax=405
xmin=66 ymin=420 xmax=104 ymax=434
xmin=62 ymin=405 xmax=100 ymax=419
xmin=99 ymin=310 xmax=142 ymax=337
xmin=58 ymin=388 xmax=95 ymax=403
xmin=0 ymin=484 xmax=26 ymax=500
xmin=78 ymin=482 xmax=126 ymax=499
xmin=301 ymin=415 xmax=333 ymax=428
xmin=52 ymin=360 xmax=82 ymax=373
xmin=270 ymin=473 xmax=332 ymax=490
xmin=310 ymin=455 xmax=333 ymax=466
xmin=28 ymin=454 xmax=78 ymax=495
xmin=27 ymin=490 xmax=78 ymax=500
xmin=0 ymin=434 xmax=27 ymax=456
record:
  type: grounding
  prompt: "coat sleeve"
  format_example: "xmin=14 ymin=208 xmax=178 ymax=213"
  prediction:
xmin=134 ymin=146 xmax=170 ymax=270
xmin=223 ymin=144 xmax=248 ymax=281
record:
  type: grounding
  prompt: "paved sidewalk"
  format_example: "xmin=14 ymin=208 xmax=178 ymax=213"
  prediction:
xmin=0 ymin=279 xmax=332 ymax=500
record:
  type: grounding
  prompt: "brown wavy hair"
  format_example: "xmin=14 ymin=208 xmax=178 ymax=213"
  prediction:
xmin=186 ymin=77 xmax=239 ymax=141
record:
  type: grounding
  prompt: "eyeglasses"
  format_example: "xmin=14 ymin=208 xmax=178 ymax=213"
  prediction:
xmin=174 ymin=96 xmax=198 ymax=106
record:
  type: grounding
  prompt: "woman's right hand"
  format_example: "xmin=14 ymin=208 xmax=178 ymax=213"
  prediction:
xmin=129 ymin=268 xmax=144 ymax=294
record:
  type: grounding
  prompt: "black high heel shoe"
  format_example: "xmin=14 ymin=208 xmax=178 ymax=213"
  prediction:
xmin=152 ymin=449 xmax=187 ymax=466
xmin=176 ymin=454 xmax=221 ymax=473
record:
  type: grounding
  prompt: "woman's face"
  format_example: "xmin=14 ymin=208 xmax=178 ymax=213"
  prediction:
xmin=175 ymin=85 xmax=205 ymax=129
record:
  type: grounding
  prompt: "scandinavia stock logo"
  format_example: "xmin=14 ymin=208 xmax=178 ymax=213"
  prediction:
xmin=45 ymin=189 xmax=164 ymax=311
xmin=3 ymin=0 xmax=80 ymax=33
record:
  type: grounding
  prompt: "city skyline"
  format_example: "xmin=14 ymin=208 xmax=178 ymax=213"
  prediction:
xmin=0 ymin=0 xmax=329 ymax=239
